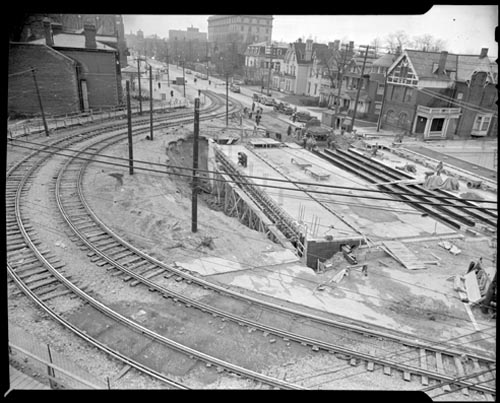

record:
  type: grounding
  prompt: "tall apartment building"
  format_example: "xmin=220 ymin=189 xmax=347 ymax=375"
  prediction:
xmin=207 ymin=15 xmax=273 ymax=44
xmin=169 ymin=26 xmax=207 ymax=42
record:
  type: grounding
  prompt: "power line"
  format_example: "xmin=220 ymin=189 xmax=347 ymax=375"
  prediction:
xmin=9 ymin=139 xmax=498 ymax=211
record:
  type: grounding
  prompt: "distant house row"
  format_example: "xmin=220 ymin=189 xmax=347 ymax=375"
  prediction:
xmin=244 ymin=39 xmax=498 ymax=139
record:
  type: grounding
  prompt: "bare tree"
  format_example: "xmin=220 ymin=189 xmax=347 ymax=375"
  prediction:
xmin=385 ymin=30 xmax=411 ymax=53
xmin=412 ymin=34 xmax=446 ymax=52
xmin=320 ymin=45 xmax=355 ymax=125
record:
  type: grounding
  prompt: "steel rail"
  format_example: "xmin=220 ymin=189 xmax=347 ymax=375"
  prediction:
xmin=346 ymin=148 xmax=498 ymax=225
xmin=56 ymin=121 xmax=496 ymax=391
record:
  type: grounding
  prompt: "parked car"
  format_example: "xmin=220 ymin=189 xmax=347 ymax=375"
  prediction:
xmin=291 ymin=111 xmax=312 ymax=123
xmin=274 ymin=102 xmax=294 ymax=115
xmin=185 ymin=69 xmax=192 ymax=74
xmin=230 ymin=84 xmax=240 ymax=93
xmin=261 ymin=95 xmax=277 ymax=106
xmin=253 ymin=93 xmax=261 ymax=102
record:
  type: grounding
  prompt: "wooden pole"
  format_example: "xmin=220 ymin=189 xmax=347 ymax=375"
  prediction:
xmin=350 ymin=45 xmax=370 ymax=132
xmin=126 ymin=81 xmax=134 ymax=175
xmin=31 ymin=68 xmax=50 ymax=136
xmin=191 ymin=97 xmax=200 ymax=232
xmin=137 ymin=58 xmax=143 ymax=115
xmin=149 ymin=65 xmax=153 ymax=140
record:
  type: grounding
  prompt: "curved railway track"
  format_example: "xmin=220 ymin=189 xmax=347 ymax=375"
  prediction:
xmin=8 ymin=92 xmax=305 ymax=389
xmin=55 ymin=122 xmax=496 ymax=395
xmin=7 ymin=92 xmax=496 ymax=395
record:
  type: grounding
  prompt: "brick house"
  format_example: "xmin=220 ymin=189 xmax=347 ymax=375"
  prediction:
xmin=379 ymin=48 xmax=497 ymax=139
xmin=8 ymin=20 xmax=123 ymax=116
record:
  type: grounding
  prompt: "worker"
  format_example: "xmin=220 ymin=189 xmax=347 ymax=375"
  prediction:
xmin=361 ymin=265 xmax=368 ymax=277
xmin=287 ymin=125 xmax=292 ymax=137
xmin=436 ymin=161 xmax=444 ymax=175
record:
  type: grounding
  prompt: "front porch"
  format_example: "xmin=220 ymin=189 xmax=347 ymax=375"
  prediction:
xmin=413 ymin=105 xmax=462 ymax=140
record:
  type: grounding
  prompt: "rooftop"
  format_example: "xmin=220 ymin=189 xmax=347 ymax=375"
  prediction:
xmin=30 ymin=33 xmax=116 ymax=51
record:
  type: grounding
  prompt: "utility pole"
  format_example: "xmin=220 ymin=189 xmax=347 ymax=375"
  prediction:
xmin=267 ymin=43 xmax=273 ymax=96
xmin=126 ymin=81 xmax=134 ymax=175
xmin=376 ymin=71 xmax=389 ymax=132
xmin=350 ymin=45 xmax=370 ymax=132
xmin=137 ymin=58 xmax=143 ymax=115
xmin=182 ymin=60 xmax=186 ymax=98
xmin=166 ymin=47 xmax=170 ymax=85
xmin=191 ymin=97 xmax=200 ymax=233
xmin=31 ymin=68 xmax=50 ymax=137
xmin=149 ymin=65 xmax=153 ymax=140
xmin=226 ymin=73 xmax=229 ymax=126
xmin=334 ymin=44 xmax=351 ymax=130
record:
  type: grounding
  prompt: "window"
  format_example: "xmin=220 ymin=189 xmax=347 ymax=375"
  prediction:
xmin=473 ymin=114 xmax=492 ymax=132
xmin=430 ymin=118 xmax=445 ymax=132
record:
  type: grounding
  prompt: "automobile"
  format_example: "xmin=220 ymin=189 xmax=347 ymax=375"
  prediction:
xmin=252 ymin=93 xmax=261 ymax=102
xmin=232 ymin=78 xmax=245 ymax=85
xmin=185 ymin=69 xmax=192 ymax=74
xmin=230 ymin=84 xmax=240 ymax=93
xmin=261 ymin=96 xmax=277 ymax=106
xmin=291 ymin=111 xmax=312 ymax=123
xmin=305 ymin=117 xmax=321 ymax=127
xmin=274 ymin=102 xmax=294 ymax=115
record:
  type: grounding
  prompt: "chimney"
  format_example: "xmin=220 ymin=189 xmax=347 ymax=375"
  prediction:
xmin=51 ymin=22 xmax=63 ymax=36
xmin=84 ymin=24 xmax=97 ymax=49
xmin=479 ymin=48 xmax=488 ymax=58
xmin=305 ymin=38 xmax=313 ymax=61
xmin=438 ymin=50 xmax=448 ymax=74
xmin=42 ymin=18 xmax=53 ymax=46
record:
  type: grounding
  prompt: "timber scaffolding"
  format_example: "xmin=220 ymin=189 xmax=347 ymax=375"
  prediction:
xmin=211 ymin=142 xmax=305 ymax=257
xmin=209 ymin=142 xmax=365 ymax=269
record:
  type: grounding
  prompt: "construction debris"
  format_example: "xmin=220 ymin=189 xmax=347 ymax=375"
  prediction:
xmin=438 ymin=240 xmax=461 ymax=255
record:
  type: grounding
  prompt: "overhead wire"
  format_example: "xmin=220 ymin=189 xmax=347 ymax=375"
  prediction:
xmin=8 ymin=140 xmax=498 ymax=212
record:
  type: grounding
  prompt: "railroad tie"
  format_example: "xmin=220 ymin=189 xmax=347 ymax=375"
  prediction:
xmin=453 ymin=356 xmax=468 ymax=396
xmin=435 ymin=352 xmax=452 ymax=392
xmin=419 ymin=349 xmax=429 ymax=386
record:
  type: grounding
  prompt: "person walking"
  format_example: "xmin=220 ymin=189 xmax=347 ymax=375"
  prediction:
xmin=287 ymin=125 xmax=292 ymax=137
xmin=251 ymin=102 xmax=255 ymax=112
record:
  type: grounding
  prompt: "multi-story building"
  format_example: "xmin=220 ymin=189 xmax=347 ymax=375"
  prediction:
xmin=273 ymin=39 xmax=328 ymax=95
xmin=380 ymin=48 xmax=497 ymax=139
xmin=244 ymin=41 xmax=288 ymax=85
xmin=9 ymin=19 xmax=123 ymax=116
xmin=207 ymin=15 xmax=273 ymax=74
xmin=169 ymin=26 xmax=207 ymax=42
xmin=208 ymin=15 xmax=273 ymax=45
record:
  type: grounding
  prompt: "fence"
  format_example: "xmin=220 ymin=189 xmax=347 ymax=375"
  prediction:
xmin=7 ymin=99 xmax=190 ymax=139
xmin=8 ymin=325 xmax=109 ymax=389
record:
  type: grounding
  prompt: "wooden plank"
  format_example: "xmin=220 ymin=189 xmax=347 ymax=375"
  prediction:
xmin=464 ymin=271 xmax=482 ymax=303
xmin=403 ymin=371 xmax=411 ymax=382
xmin=435 ymin=352 xmax=452 ymax=392
xmin=383 ymin=366 xmax=391 ymax=376
xmin=367 ymin=361 xmax=374 ymax=372
xmin=453 ymin=356 xmax=469 ymax=395
xmin=419 ymin=349 xmax=429 ymax=386
xmin=383 ymin=241 xmax=427 ymax=270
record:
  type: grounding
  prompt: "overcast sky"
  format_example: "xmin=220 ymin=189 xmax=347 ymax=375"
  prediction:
xmin=122 ymin=5 xmax=498 ymax=56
